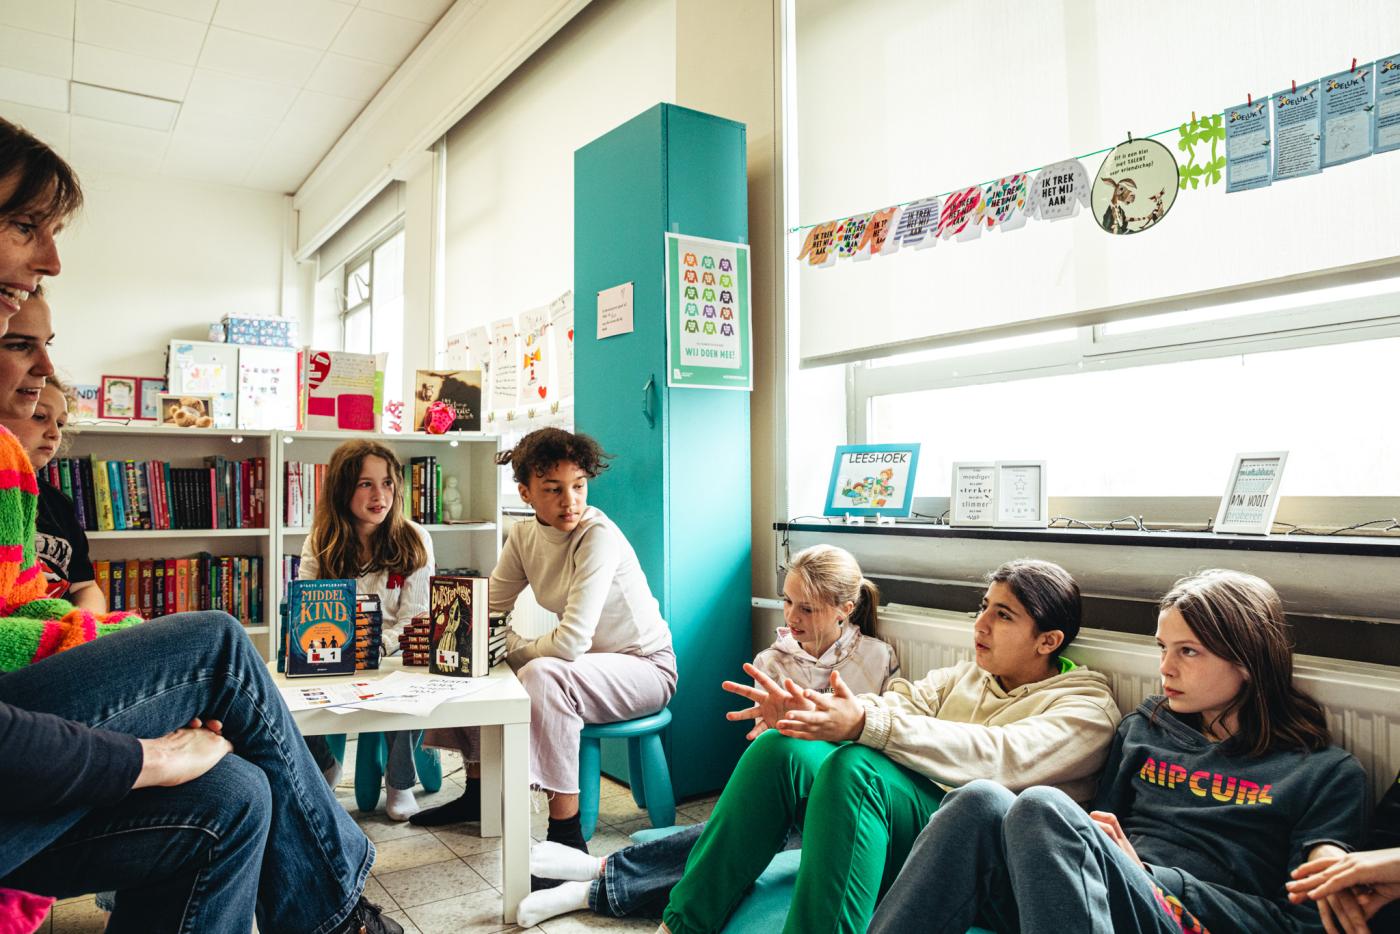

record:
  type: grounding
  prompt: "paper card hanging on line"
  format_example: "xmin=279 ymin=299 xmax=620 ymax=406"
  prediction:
xmin=1320 ymin=65 xmax=1374 ymax=167
xmin=795 ymin=221 xmax=839 ymax=266
xmin=854 ymin=206 xmax=900 ymax=259
xmin=1376 ymin=54 xmax=1400 ymax=153
xmin=1224 ymin=98 xmax=1272 ymax=192
xmin=937 ymin=186 xmax=983 ymax=241
xmin=489 ymin=317 xmax=518 ymax=411
xmin=978 ymin=175 xmax=1030 ymax=232
xmin=1028 ymin=159 xmax=1091 ymax=220
xmin=519 ymin=304 xmax=553 ymax=402
xmin=596 ymin=282 xmax=634 ymax=339
xmin=1272 ymin=82 xmax=1322 ymax=180
xmin=880 ymin=197 xmax=939 ymax=253
xmin=832 ymin=213 xmax=872 ymax=259
xmin=1092 ymin=138 xmax=1178 ymax=235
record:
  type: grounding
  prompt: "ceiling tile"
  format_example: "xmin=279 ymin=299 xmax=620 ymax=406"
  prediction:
xmin=243 ymin=143 xmax=324 ymax=193
xmin=109 ymin=0 xmax=215 ymax=22
xmin=212 ymin=0 xmax=351 ymax=50
xmin=175 ymin=69 xmax=298 ymax=138
xmin=68 ymin=114 xmax=167 ymax=174
xmin=199 ymin=26 xmax=322 ymax=86
xmin=330 ymin=7 xmax=429 ymax=66
xmin=71 ymin=82 xmax=180 ymax=130
xmin=357 ymin=0 xmax=452 ymax=26
xmin=0 ymin=101 xmax=71 ymax=155
xmin=73 ymin=42 xmax=192 ymax=101
xmin=0 ymin=65 xmax=69 ymax=111
xmin=0 ymin=0 xmax=76 ymax=38
xmin=75 ymin=0 xmax=208 ymax=66
xmin=278 ymin=88 xmax=363 ymax=138
xmin=0 ymin=25 xmax=74 ymax=79
xmin=162 ymin=126 xmax=265 ymax=185
xmin=304 ymin=52 xmax=392 ymax=102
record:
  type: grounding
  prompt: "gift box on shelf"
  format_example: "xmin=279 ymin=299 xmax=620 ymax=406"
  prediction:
xmin=222 ymin=315 xmax=298 ymax=348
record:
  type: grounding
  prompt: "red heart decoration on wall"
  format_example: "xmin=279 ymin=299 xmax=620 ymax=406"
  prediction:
xmin=538 ymin=386 xmax=547 ymax=399
xmin=567 ymin=329 xmax=574 ymax=342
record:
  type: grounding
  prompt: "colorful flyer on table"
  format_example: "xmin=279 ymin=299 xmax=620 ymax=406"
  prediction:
xmin=1321 ymin=65 xmax=1374 ymax=167
xmin=665 ymin=233 xmax=752 ymax=391
xmin=1272 ymin=82 xmax=1322 ymax=180
xmin=1224 ymin=98 xmax=1272 ymax=192
xmin=1375 ymin=54 xmax=1400 ymax=153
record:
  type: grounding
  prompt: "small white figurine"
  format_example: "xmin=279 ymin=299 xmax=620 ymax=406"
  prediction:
xmin=442 ymin=475 xmax=463 ymax=521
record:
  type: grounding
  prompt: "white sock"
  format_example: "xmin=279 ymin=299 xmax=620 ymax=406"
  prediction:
xmin=322 ymin=759 xmax=343 ymax=790
xmin=530 ymin=840 xmax=603 ymax=881
xmin=385 ymin=785 xmax=419 ymax=821
xmin=516 ymin=880 xmax=590 ymax=927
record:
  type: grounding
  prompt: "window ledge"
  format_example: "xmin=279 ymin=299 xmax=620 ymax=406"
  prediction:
xmin=773 ymin=521 xmax=1400 ymax=557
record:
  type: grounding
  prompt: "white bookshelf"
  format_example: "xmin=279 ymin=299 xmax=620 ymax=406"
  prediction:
xmin=63 ymin=424 xmax=502 ymax=657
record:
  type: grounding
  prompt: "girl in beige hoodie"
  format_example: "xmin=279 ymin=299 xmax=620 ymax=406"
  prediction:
xmin=660 ymin=559 xmax=1122 ymax=934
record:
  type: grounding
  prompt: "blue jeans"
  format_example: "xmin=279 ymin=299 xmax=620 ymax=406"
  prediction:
xmin=0 ymin=612 xmax=374 ymax=934
xmin=306 ymin=731 xmax=420 ymax=791
xmin=869 ymin=780 xmax=1188 ymax=934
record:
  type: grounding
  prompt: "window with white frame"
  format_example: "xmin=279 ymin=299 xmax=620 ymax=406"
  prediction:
xmin=341 ymin=228 xmax=406 ymax=431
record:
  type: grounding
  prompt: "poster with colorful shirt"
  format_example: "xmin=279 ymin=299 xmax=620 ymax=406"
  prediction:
xmin=1377 ymin=54 xmax=1400 ymax=153
xmin=1224 ymin=98 xmax=1272 ymax=192
xmin=1272 ymin=82 xmax=1322 ymax=180
xmin=665 ymin=233 xmax=752 ymax=391
xmin=1028 ymin=159 xmax=1092 ymax=220
xmin=1320 ymin=65 xmax=1374 ymax=167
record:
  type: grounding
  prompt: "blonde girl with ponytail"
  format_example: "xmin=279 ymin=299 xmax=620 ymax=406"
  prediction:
xmin=518 ymin=544 xmax=899 ymax=927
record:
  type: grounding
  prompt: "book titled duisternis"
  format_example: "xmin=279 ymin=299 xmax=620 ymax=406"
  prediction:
xmin=285 ymin=579 xmax=357 ymax=677
xmin=429 ymin=575 xmax=488 ymax=677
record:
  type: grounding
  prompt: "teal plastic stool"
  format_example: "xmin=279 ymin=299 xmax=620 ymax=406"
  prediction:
xmin=325 ymin=733 xmax=443 ymax=812
xmin=579 ymin=707 xmax=675 ymax=841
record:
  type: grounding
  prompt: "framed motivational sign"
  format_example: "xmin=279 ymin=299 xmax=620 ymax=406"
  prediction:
xmin=950 ymin=462 xmax=997 ymax=527
xmin=824 ymin=444 xmax=921 ymax=518
xmin=1214 ymin=452 xmax=1288 ymax=535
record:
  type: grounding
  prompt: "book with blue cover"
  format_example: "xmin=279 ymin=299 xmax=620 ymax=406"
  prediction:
xmin=285 ymin=578 xmax=356 ymax=677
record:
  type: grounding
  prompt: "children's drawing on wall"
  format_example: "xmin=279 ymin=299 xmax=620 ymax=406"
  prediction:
xmin=1092 ymin=137 xmax=1179 ymax=235
xmin=518 ymin=304 xmax=552 ymax=403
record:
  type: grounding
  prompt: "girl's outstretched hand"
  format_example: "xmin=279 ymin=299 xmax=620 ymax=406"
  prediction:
xmin=723 ymin=663 xmax=815 ymax=741
xmin=774 ymin=670 xmax=866 ymax=742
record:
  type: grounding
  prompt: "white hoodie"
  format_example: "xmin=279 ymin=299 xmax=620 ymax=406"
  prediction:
xmin=749 ymin=626 xmax=899 ymax=735
xmin=857 ymin=658 xmax=1121 ymax=803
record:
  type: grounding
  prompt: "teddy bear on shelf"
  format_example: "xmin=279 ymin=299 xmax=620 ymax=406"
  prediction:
xmin=165 ymin=397 xmax=214 ymax=428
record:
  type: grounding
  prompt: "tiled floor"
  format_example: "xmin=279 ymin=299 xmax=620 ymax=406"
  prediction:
xmin=40 ymin=742 xmax=720 ymax=934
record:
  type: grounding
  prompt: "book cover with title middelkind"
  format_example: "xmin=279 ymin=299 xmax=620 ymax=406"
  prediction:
xmin=429 ymin=576 xmax=488 ymax=676
xmin=286 ymin=578 xmax=357 ymax=677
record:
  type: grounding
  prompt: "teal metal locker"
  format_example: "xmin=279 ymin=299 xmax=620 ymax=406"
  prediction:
xmin=574 ymin=104 xmax=752 ymax=798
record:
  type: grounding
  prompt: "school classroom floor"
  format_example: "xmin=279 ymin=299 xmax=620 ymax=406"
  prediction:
xmin=40 ymin=739 xmax=721 ymax=933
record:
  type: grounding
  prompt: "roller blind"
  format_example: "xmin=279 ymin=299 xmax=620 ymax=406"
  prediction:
xmin=316 ymin=182 xmax=404 ymax=274
xmin=794 ymin=0 xmax=1400 ymax=365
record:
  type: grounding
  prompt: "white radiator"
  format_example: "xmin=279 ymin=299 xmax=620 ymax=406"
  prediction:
xmin=877 ymin=603 xmax=1400 ymax=804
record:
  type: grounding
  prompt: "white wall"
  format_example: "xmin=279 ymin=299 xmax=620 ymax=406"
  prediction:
xmin=47 ymin=169 xmax=301 ymax=386
xmin=441 ymin=0 xmax=676 ymax=332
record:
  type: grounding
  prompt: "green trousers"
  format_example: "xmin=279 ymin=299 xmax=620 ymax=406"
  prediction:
xmin=662 ymin=730 xmax=945 ymax=934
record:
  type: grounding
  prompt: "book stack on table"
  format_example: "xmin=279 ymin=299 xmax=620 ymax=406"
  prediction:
xmin=401 ymin=615 xmax=431 ymax=667
xmin=355 ymin=594 xmax=384 ymax=671
xmin=488 ymin=615 xmax=509 ymax=668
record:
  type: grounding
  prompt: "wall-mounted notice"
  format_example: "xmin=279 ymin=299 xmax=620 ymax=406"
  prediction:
xmin=1272 ymin=82 xmax=1322 ymax=180
xmin=1224 ymin=98 xmax=1272 ymax=192
xmin=550 ymin=293 xmax=574 ymax=399
xmin=1377 ymin=54 xmax=1400 ymax=153
xmin=665 ymin=233 xmax=752 ymax=391
xmin=596 ymin=282 xmax=634 ymax=340
xmin=519 ymin=304 xmax=552 ymax=403
xmin=1321 ymin=65 xmax=1375 ymax=167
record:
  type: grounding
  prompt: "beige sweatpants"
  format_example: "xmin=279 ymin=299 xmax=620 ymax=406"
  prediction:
xmin=426 ymin=647 xmax=677 ymax=794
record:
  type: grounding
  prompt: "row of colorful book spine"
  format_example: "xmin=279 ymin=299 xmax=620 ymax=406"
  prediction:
xmin=283 ymin=461 xmax=326 ymax=527
xmin=92 ymin=554 xmax=264 ymax=626
xmin=43 ymin=456 xmax=267 ymax=531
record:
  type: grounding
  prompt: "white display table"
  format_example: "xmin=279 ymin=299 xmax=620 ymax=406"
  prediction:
xmin=269 ymin=658 xmax=531 ymax=923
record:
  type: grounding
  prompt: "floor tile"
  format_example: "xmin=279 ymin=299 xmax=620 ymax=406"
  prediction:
xmin=607 ymin=814 xmax=694 ymax=838
xmin=384 ymin=910 xmax=424 ymax=934
xmin=363 ymin=875 xmax=397 ymax=910
xmin=538 ymin=912 xmax=656 ymax=932
xmin=582 ymin=828 xmax=634 ymax=859
xmin=358 ymin=811 xmax=434 ymax=844
xmin=461 ymin=848 xmax=503 ymax=886
xmin=378 ymin=856 xmax=495 ymax=909
xmin=402 ymin=887 xmax=518 ymax=934
xmin=434 ymin=827 xmax=503 ymax=859
xmin=371 ymin=833 xmax=460 ymax=875
xmin=676 ymin=797 xmax=717 ymax=822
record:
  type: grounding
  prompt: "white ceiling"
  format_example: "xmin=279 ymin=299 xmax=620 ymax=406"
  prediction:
xmin=0 ymin=0 xmax=454 ymax=192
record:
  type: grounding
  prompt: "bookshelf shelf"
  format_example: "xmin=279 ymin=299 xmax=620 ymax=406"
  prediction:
xmin=88 ymin=528 xmax=268 ymax=540
xmin=59 ymin=428 xmax=502 ymax=659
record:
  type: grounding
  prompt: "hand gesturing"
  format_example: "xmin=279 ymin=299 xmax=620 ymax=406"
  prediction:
xmin=722 ymin=663 xmax=816 ymax=741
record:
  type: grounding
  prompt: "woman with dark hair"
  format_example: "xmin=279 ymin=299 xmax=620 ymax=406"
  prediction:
xmin=870 ymin=568 xmax=1368 ymax=934
xmin=659 ymin=559 xmax=1121 ymax=934
xmin=412 ymin=428 xmax=676 ymax=858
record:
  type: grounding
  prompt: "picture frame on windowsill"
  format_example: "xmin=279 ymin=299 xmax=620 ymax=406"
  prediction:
xmin=823 ymin=443 xmax=921 ymax=519
xmin=994 ymin=461 xmax=1048 ymax=528
xmin=950 ymin=462 xmax=997 ymax=527
xmin=1213 ymin=451 xmax=1288 ymax=535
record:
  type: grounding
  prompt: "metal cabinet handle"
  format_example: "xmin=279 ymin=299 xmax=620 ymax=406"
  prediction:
xmin=642 ymin=375 xmax=655 ymax=427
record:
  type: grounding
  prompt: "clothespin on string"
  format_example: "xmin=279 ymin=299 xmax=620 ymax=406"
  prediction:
xmin=1247 ymin=92 xmax=1252 ymax=105
xmin=1351 ymin=57 xmax=1358 ymax=74
xmin=1292 ymin=79 xmax=1297 ymax=92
